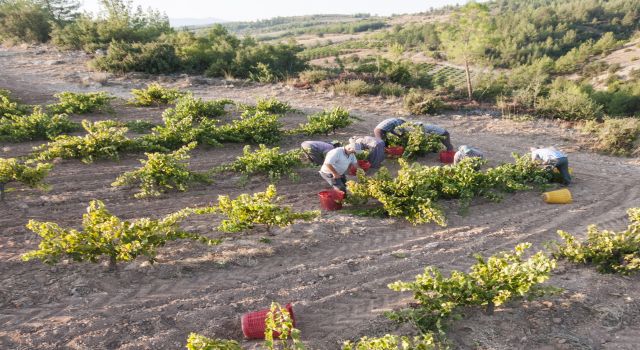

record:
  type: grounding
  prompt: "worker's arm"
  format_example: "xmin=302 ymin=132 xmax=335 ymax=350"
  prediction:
xmin=325 ymin=163 xmax=341 ymax=178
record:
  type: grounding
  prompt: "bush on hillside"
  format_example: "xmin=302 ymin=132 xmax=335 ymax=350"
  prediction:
xmin=0 ymin=0 xmax=51 ymax=44
xmin=536 ymin=80 xmax=603 ymax=121
xmin=91 ymin=40 xmax=181 ymax=74
xmin=403 ymin=89 xmax=445 ymax=115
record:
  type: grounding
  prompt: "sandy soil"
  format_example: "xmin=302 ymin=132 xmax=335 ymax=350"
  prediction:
xmin=1 ymin=46 xmax=640 ymax=350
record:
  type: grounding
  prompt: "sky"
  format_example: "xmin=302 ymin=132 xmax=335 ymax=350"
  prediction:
xmin=79 ymin=0 xmax=468 ymax=21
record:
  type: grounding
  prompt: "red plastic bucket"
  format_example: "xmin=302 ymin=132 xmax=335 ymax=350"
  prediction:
xmin=439 ymin=150 xmax=455 ymax=164
xmin=385 ymin=146 xmax=404 ymax=157
xmin=357 ymin=160 xmax=371 ymax=172
xmin=349 ymin=160 xmax=371 ymax=175
xmin=241 ymin=303 xmax=295 ymax=339
xmin=318 ymin=190 xmax=345 ymax=210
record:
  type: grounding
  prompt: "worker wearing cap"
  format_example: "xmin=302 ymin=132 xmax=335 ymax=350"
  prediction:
xmin=319 ymin=143 xmax=362 ymax=193
xmin=301 ymin=140 xmax=341 ymax=165
xmin=373 ymin=118 xmax=406 ymax=142
xmin=530 ymin=146 xmax=571 ymax=185
xmin=454 ymin=145 xmax=484 ymax=165
xmin=412 ymin=121 xmax=454 ymax=151
xmin=349 ymin=135 xmax=385 ymax=168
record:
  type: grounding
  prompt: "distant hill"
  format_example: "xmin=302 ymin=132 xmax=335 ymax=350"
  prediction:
xmin=170 ymin=18 xmax=225 ymax=28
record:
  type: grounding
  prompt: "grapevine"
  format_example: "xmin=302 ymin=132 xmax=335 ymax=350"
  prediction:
xmin=129 ymin=83 xmax=185 ymax=106
xmin=214 ymin=144 xmax=305 ymax=183
xmin=290 ymin=107 xmax=353 ymax=135
xmin=265 ymin=302 xmax=305 ymax=350
xmin=185 ymin=333 xmax=241 ymax=350
xmin=0 ymin=158 xmax=52 ymax=199
xmin=551 ymin=207 xmax=640 ymax=274
xmin=213 ymin=185 xmax=319 ymax=233
xmin=388 ymin=243 xmax=555 ymax=332
xmin=342 ymin=334 xmax=444 ymax=350
xmin=112 ymin=142 xmax=210 ymax=198
xmin=48 ymin=91 xmax=115 ymax=115
xmin=34 ymin=120 xmax=139 ymax=163
xmin=21 ymin=200 xmax=218 ymax=270
xmin=0 ymin=106 xmax=78 ymax=142
xmin=238 ymin=97 xmax=293 ymax=115
xmin=347 ymin=155 xmax=552 ymax=225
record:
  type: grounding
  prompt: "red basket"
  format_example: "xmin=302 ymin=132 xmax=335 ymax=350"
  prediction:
xmin=318 ymin=190 xmax=345 ymax=210
xmin=384 ymin=146 xmax=404 ymax=157
xmin=357 ymin=160 xmax=371 ymax=171
xmin=439 ymin=150 xmax=455 ymax=164
xmin=349 ymin=160 xmax=371 ymax=175
xmin=241 ymin=303 xmax=295 ymax=339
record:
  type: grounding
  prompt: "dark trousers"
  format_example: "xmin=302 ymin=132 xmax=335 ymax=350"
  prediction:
xmin=552 ymin=157 xmax=571 ymax=185
xmin=319 ymin=171 xmax=347 ymax=193
xmin=442 ymin=132 xmax=454 ymax=151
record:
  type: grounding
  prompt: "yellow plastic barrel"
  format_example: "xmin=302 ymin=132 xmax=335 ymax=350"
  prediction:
xmin=543 ymin=188 xmax=573 ymax=204
xmin=553 ymin=167 xmax=574 ymax=175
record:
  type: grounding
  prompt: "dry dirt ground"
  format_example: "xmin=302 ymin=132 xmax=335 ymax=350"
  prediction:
xmin=1 ymin=46 xmax=640 ymax=350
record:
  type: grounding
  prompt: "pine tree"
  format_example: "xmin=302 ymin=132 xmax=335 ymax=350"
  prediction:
xmin=38 ymin=0 xmax=80 ymax=24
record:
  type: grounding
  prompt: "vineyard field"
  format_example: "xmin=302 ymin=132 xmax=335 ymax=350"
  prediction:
xmin=1 ymin=46 xmax=640 ymax=350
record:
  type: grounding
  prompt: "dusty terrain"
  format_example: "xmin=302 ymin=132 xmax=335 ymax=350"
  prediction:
xmin=1 ymin=46 xmax=640 ymax=350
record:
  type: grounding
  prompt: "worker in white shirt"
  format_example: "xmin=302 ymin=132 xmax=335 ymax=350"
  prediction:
xmin=530 ymin=146 xmax=571 ymax=185
xmin=319 ymin=143 xmax=363 ymax=193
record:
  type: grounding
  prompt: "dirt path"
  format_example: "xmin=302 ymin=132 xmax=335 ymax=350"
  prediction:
xmin=1 ymin=46 xmax=640 ymax=350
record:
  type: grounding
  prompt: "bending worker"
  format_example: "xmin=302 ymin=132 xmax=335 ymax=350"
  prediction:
xmin=301 ymin=140 xmax=341 ymax=165
xmin=454 ymin=145 xmax=484 ymax=165
xmin=373 ymin=117 xmax=406 ymax=142
xmin=413 ymin=121 xmax=454 ymax=151
xmin=319 ymin=143 xmax=363 ymax=193
xmin=348 ymin=135 xmax=385 ymax=168
xmin=530 ymin=146 xmax=571 ymax=185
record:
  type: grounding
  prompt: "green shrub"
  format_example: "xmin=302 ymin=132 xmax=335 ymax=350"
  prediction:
xmin=112 ymin=142 xmax=210 ymax=198
xmin=379 ymin=82 xmax=406 ymax=97
xmin=48 ymin=92 xmax=114 ymax=115
xmin=50 ymin=2 xmax=171 ymax=52
xmin=124 ymin=120 xmax=156 ymax=133
xmin=212 ymin=185 xmax=319 ymax=233
xmin=342 ymin=334 xmax=444 ymax=350
xmin=536 ymin=80 xmax=603 ymax=121
xmin=291 ymin=107 xmax=352 ymax=135
xmin=0 ymin=106 xmax=77 ymax=141
xmin=0 ymin=158 xmax=52 ymax=198
xmin=185 ymin=333 xmax=241 ymax=350
xmin=265 ymin=302 xmax=305 ymax=350
xmin=1 ymin=89 xmax=29 ymax=117
xmin=214 ymin=144 xmax=304 ymax=182
xmin=21 ymin=200 xmax=217 ymax=270
xmin=552 ymin=208 xmax=640 ymax=274
xmin=347 ymin=155 xmax=552 ymax=226
xmin=581 ymin=118 xmax=640 ymax=156
xmin=215 ymin=111 xmax=283 ymax=144
xmin=129 ymin=83 xmax=185 ymax=106
xmin=34 ymin=120 xmax=137 ymax=163
xmin=238 ymin=97 xmax=292 ymax=115
xmin=167 ymin=95 xmax=232 ymax=122
xmin=403 ymin=89 xmax=445 ymax=115
xmin=298 ymin=69 xmax=330 ymax=84
xmin=388 ymin=243 xmax=555 ymax=332
xmin=332 ymin=80 xmax=379 ymax=96
xmin=92 ymin=40 xmax=181 ymax=74
xmin=0 ymin=0 xmax=51 ymax=44
xmin=399 ymin=124 xmax=444 ymax=159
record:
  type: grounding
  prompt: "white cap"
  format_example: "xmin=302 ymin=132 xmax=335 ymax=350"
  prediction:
xmin=345 ymin=143 xmax=363 ymax=154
